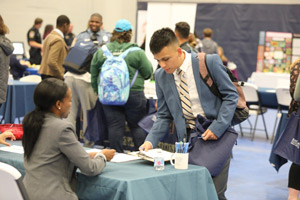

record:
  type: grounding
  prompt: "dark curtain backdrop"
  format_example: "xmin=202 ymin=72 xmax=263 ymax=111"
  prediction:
xmin=137 ymin=2 xmax=300 ymax=81
xmin=195 ymin=4 xmax=300 ymax=81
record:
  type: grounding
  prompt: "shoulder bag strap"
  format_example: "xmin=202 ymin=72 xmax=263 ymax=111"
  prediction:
xmin=197 ymin=52 xmax=222 ymax=99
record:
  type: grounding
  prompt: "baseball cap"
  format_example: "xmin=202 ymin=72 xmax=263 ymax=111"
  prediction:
xmin=114 ymin=19 xmax=133 ymax=32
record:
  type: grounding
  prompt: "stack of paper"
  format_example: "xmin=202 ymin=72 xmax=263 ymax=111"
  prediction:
xmin=129 ymin=149 xmax=173 ymax=162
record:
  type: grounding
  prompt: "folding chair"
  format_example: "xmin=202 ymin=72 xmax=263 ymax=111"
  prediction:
xmin=240 ymin=82 xmax=269 ymax=141
xmin=0 ymin=162 xmax=30 ymax=200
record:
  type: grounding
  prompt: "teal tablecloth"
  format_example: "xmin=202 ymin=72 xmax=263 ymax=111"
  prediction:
xmin=0 ymin=141 xmax=218 ymax=200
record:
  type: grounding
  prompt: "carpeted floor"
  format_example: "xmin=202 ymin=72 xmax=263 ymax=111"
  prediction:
xmin=227 ymin=109 xmax=291 ymax=200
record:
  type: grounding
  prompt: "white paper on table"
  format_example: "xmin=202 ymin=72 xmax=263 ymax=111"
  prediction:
xmin=110 ymin=153 xmax=142 ymax=163
xmin=86 ymin=149 xmax=142 ymax=163
xmin=0 ymin=145 xmax=24 ymax=154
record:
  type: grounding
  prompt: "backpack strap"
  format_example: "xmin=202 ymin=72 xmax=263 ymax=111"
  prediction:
xmin=130 ymin=70 xmax=139 ymax=87
xmin=101 ymin=45 xmax=113 ymax=58
xmin=119 ymin=47 xmax=141 ymax=59
xmin=120 ymin=47 xmax=141 ymax=87
xmin=197 ymin=52 xmax=222 ymax=99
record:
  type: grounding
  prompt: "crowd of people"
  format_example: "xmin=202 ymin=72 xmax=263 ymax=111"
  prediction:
xmin=0 ymin=12 xmax=299 ymax=200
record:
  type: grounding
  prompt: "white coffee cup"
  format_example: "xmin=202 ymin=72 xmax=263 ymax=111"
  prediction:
xmin=170 ymin=153 xmax=189 ymax=169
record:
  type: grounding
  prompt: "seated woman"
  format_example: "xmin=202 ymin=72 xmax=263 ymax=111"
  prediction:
xmin=22 ymin=78 xmax=115 ymax=200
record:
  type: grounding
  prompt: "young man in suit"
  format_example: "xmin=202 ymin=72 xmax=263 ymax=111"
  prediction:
xmin=139 ymin=28 xmax=238 ymax=200
xmin=38 ymin=15 xmax=70 ymax=80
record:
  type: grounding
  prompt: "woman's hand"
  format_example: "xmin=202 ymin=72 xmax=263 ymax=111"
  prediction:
xmin=0 ymin=131 xmax=16 ymax=146
xmin=101 ymin=149 xmax=116 ymax=161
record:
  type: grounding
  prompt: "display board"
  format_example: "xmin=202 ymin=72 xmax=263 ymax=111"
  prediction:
xmin=292 ymin=33 xmax=300 ymax=63
xmin=256 ymin=31 xmax=292 ymax=73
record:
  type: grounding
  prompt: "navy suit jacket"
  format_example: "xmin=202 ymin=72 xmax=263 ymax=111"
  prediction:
xmin=145 ymin=52 xmax=238 ymax=148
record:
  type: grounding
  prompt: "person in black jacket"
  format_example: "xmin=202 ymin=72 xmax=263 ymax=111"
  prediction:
xmin=27 ymin=18 xmax=43 ymax=65
xmin=9 ymin=55 xmax=30 ymax=80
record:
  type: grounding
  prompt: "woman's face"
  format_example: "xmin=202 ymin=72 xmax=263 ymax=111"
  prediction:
xmin=59 ymin=88 xmax=72 ymax=119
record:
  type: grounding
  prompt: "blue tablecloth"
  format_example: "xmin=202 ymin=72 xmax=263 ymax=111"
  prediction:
xmin=25 ymin=68 xmax=40 ymax=76
xmin=0 ymin=141 xmax=218 ymax=200
xmin=0 ymin=81 xmax=37 ymax=123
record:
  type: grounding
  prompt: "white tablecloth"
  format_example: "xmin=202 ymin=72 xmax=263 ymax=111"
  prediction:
xmin=248 ymin=72 xmax=289 ymax=88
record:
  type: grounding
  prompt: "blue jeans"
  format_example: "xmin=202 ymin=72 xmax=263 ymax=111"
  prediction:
xmin=102 ymin=91 xmax=147 ymax=153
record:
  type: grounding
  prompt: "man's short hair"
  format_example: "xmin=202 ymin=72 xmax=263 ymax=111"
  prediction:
xmin=56 ymin=15 xmax=70 ymax=27
xmin=150 ymin=28 xmax=179 ymax=54
xmin=203 ymin=28 xmax=213 ymax=37
xmin=34 ymin=18 xmax=43 ymax=25
xmin=175 ymin=22 xmax=190 ymax=39
xmin=90 ymin=13 xmax=102 ymax=22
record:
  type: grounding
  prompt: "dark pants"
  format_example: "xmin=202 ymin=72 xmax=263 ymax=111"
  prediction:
xmin=41 ymin=74 xmax=63 ymax=81
xmin=288 ymin=163 xmax=300 ymax=190
xmin=29 ymin=48 xmax=41 ymax=65
xmin=213 ymin=156 xmax=230 ymax=200
xmin=102 ymin=91 xmax=148 ymax=153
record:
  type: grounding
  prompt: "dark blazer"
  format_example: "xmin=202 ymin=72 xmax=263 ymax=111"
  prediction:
xmin=145 ymin=53 xmax=238 ymax=147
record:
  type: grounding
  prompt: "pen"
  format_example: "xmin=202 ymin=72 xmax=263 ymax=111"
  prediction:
xmin=183 ymin=142 xmax=189 ymax=153
xmin=179 ymin=141 xmax=183 ymax=153
xmin=175 ymin=142 xmax=179 ymax=153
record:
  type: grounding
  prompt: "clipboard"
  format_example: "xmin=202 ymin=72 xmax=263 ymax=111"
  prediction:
xmin=129 ymin=149 xmax=173 ymax=162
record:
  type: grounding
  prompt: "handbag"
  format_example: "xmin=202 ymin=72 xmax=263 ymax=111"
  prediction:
xmin=269 ymin=113 xmax=289 ymax=171
xmin=188 ymin=115 xmax=238 ymax=176
xmin=273 ymin=107 xmax=300 ymax=165
xmin=0 ymin=124 xmax=23 ymax=140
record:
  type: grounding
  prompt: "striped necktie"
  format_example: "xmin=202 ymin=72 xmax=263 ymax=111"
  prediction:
xmin=177 ymin=69 xmax=195 ymax=129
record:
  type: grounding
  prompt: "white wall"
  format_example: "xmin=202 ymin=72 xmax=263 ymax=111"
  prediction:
xmin=0 ymin=0 xmax=137 ymax=57
xmin=145 ymin=3 xmax=197 ymax=69
xmin=138 ymin=0 xmax=300 ymax=4
xmin=2 ymin=0 xmax=299 ymax=58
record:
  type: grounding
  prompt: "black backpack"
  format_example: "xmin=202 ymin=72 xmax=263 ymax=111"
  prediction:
xmin=197 ymin=52 xmax=249 ymax=125
xmin=63 ymin=39 xmax=98 ymax=74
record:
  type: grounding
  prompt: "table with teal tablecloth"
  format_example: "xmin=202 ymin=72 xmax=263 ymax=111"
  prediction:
xmin=0 ymin=81 xmax=37 ymax=124
xmin=0 ymin=141 xmax=218 ymax=200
